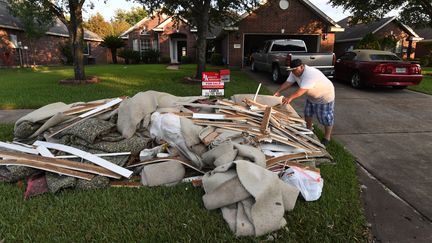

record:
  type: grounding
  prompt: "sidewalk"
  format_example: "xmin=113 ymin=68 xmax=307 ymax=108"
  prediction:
xmin=0 ymin=109 xmax=34 ymax=123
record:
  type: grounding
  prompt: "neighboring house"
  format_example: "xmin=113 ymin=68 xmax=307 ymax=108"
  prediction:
xmin=0 ymin=1 xmax=106 ymax=67
xmin=122 ymin=0 xmax=344 ymax=67
xmin=414 ymin=27 xmax=432 ymax=60
xmin=334 ymin=16 xmax=423 ymax=59
xmin=120 ymin=13 xmax=199 ymax=64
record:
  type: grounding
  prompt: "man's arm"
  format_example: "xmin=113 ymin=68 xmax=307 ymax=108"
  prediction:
xmin=282 ymin=88 xmax=308 ymax=104
xmin=274 ymin=81 xmax=294 ymax=96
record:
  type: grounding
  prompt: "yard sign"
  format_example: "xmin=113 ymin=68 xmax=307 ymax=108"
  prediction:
xmin=202 ymin=72 xmax=224 ymax=96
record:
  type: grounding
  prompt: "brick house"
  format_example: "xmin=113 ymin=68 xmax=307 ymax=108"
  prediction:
xmin=0 ymin=1 xmax=107 ymax=67
xmin=334 ymin=16 xmax=423 ymax=59
xmin=217 ymin=0 xmax=343 ymax=67
xmin=122 ymin=0 xmax=344 ymax=67
xmin=414 ymin=27 xmax=432 ymax=60
xmin=120 ymin=13 xmax=201 ymax=64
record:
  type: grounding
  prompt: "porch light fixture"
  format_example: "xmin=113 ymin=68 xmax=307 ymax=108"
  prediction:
xmin=281 ymin=28 xmax=285 ymax=34
xmin=322 ymin=33 xmax=328 ymax=41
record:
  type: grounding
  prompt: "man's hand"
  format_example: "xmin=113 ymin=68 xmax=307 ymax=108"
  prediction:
xmin=282 ymin=96 xmax=292 ymax=104
xmin=274 ymin=91 xmax=281 ymax=97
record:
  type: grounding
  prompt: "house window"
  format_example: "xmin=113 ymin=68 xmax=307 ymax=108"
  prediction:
xmin=140 ymin=39 xmax=151 ymax=52
xmin=9 ymin=34 xmax=18 ymax=48
xmin=83 ymin=42 xmax=91 ymax=55
xmin=133 ymin=39 xmax=139 ymax=51
xmin=395 ymin=40 xmax=403 ymax=55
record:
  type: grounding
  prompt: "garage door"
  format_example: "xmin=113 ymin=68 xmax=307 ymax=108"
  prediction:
xmin=243 ymin=34 xmax=319 ymax=66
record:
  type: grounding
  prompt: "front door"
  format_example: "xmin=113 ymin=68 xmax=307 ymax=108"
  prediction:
xmin=170 ymin=38 xmax=187 ymax=63
xmin=177 ymin=40 xmax=187 ymax=62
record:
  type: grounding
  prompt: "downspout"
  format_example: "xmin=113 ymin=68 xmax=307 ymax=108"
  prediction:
xmin=227 ymin=33 xmax=230 ymax=65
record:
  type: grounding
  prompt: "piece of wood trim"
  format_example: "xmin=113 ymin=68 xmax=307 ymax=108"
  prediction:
xmin=260 ymin=107 xmax=272 ymax=132
xmin=0 ymin=150 xmax=121 ymax=179
xmin=266 ymin=151 xmax=326 ymax=168
xmin=63 ymin=102 xmax=106 ymax=116
xmin=0 ymin=159 xmax=94 ymax=180
xmin=33 ymin=141 xmax=133 ymax=178
xmin=201 ymin=131 xmax=220 ymax=145
xmin=267 ymin=161 xmax=321 ymax=173
xmin=55 ymin=152 xmax=131 ymax=159
xmin=78 ymin=97 xmax=123 ymax=118
xmin=283 ymin=125 xmax=325 ymax=149
xmin=0 ymin=142 xmax=38 ymax=154
xmin=126 ymin=157 xmax=205 ymax=174
xmin=35 ymin=145 xmax=55 ymax=158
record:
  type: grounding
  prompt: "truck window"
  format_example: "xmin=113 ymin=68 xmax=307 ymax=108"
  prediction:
xmin=339 ymin=52 xmax=356 ymax=61
xmin=263 ymin=42 xmax=271 ymax=53
xmin=270 ymin=40 xmax=307 ymax=52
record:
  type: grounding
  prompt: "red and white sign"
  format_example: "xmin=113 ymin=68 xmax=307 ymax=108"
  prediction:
xmin=202 ymin=72 xmax=224 ymax=96
xmin=220 ymin=69 xmax=230 ymax=83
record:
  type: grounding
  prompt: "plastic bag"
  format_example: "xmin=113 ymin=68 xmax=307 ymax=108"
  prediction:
xmin=280 ymin=166 xmax=323 ymax=201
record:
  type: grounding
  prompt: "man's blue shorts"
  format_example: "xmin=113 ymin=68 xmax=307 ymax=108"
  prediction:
xmin=304 ymin=99 xmax=335 ymax=126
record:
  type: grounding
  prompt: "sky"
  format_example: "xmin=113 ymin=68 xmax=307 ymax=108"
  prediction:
xmin=84 ymin=0 xmax=349 ymax=22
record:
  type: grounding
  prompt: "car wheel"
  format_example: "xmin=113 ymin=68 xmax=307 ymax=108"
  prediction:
xmin=393 ymin=85 xmax=407 ymax=89
xmin=251 ymin=60 xmax=257 ymax=72
xmin=350 ymin=72 xmax=363 ymax=89
xmin=272 ymin=65 xmax=282 ymax=83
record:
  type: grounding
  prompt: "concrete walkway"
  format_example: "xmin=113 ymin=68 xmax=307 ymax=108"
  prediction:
xmin=243 ymin=68 xmax=432 ymax=242
xmin=0 ymin=109 xmax=34 ymax=124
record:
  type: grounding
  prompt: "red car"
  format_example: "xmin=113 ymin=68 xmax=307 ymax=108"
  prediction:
xmin=334 ymin=49 xmax=423 ymax=89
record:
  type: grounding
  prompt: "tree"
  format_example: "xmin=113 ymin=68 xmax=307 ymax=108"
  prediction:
xmin=7 ymin=0 xmax=55 ymax=66
xmin=100 ymin=35 xmax=126 ymax=64
xmin=355 ymin=33 xmax=381 ymax=50
xmin=328 ymin=0 xmax=432 ymax=28
xmin=134 ymin=0 xmax=260 ymax=79
xmin=112 ymin=6 xmax=147 ymax=26
xmin=84 ymin=12 xmax=113 ymax=37
xmin=111 ymin=20 xmax=131 ymax=36
xmin=9 ymin=0 xmax=89 ymax=80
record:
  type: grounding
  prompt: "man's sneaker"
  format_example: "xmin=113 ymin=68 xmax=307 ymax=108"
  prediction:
xmin=321 ymin=138 xmax=330 ymax=146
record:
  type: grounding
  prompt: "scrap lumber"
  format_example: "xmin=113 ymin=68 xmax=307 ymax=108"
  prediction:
xmin=267 ymin=161 xmax=321 ymax=173
xmin=33 ymin=141 xmax=133 ymax=178
xmin=0 ymin=159 xmax=94 ymax=180
xmin=126 ymin=157 xmax=205 ymax=174
xmin=266 ymin=151 xmax=326 ymax=168
xmin=260 ymin=107 xmax=272 ymax=132
xmin=0 ymin=150 xmax=122 ymax=179
xmin=78 ymin=97 xmax=123 ymax=118
xmin=63 ymin=102 xmax=106 ymax=116
xmin=201 ymin=131 xmax=220 ymax=146
xmin=0 ymin=142 xmax=38 ymax=154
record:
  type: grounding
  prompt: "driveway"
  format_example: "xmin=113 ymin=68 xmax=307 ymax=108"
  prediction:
xmin=243 ymin=69 xmax=432 ymax=242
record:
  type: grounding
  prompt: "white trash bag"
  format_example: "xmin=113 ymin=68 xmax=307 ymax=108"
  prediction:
xmin=280 ymin=166 xmax=323 ymax=201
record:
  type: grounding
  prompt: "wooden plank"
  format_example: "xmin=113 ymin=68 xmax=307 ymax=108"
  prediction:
xmin=63 ymin=102 xmax=106 ymax=116
xmin=0 ymin=142 xmax=38 ymax=154
xmin=0 ymin=150 xmax=121 ymax=179
xmin=266 ymin=151 xmax=326 ymax=168
xmin=0 ymin=159 xmax=94 ymax=180
xmin=201 ymin=131 xmax=220 ymax=145
xmin=35 ymin=145 xmax=55 ymax=158
xmin=33 ymin=141 xmax=133 ymax=178
xmin=260 ymin=107 xmax=272 ymax=132
xmin=267 ymin=161 xmax=321 ymax=173
xmin=283 ymin=125 xmax=325 ymax=149
xmin=78 ymin=97 xmax=123 ymax=118
xmin=126 ymin=157 xmax=205 ymax=174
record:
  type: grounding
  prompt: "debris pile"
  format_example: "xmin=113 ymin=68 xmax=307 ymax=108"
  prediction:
xmin=0 ymin=90 xmax=332 ymax=237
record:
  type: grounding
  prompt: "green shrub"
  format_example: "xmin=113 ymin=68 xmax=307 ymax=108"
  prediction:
xmin=160 ymin=55 xmax=171 ymax=64
xmin=118 ymin=49 xmax=141 ymax=64
xmin=58 ymin=41 xmax=73 ymax=65
xmin=180 ymin=55 xmax=192 ymax=64
xmin=420 ymin=56 xmax=431 ymax=67
xmin=356 ymin=33 xmax=381 ymax=50
xmin=141 ymin=49 xmax=160 ymax=64
xmin=210 ymin=53 xmax=224 ymax=66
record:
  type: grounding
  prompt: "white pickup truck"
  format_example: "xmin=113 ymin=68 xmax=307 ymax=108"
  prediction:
xmin=250 ymin=39 xmax=335 ymax=83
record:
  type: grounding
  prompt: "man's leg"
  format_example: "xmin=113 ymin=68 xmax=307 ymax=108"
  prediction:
xmin=305 ymin=116 xmax=313 ymax=130
xmin=324 ymin=125 xmax=333 ymax=141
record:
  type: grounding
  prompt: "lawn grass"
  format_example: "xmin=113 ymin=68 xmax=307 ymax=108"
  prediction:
xmin=0 ymin=64 xmax=262 ymax=109
xmin=409 ymin=67 xmax=432 ymax=94
xmin=0 ymin=65 xmax=367 ymax=241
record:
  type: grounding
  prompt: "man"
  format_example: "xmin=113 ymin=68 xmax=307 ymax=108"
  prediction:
xmin=273 ymin=59 xmax=335 ymax=146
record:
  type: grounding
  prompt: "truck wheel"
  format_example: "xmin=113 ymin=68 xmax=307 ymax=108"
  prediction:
xmin=350 ymin=72 xmax=363 ymax=89
xmin=251 ymin=60 xmax=257 ymax=72
xmin=272 ymin=66 xmax=282 ymax=83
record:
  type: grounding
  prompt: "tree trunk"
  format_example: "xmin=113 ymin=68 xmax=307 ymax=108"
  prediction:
xmin=111 ymin=49 xmax=118 ymax=64
xmin=69 ymin=0 xmax=85 ymax=81
xmin=194 ymin=0 xmax=211 ymax=80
